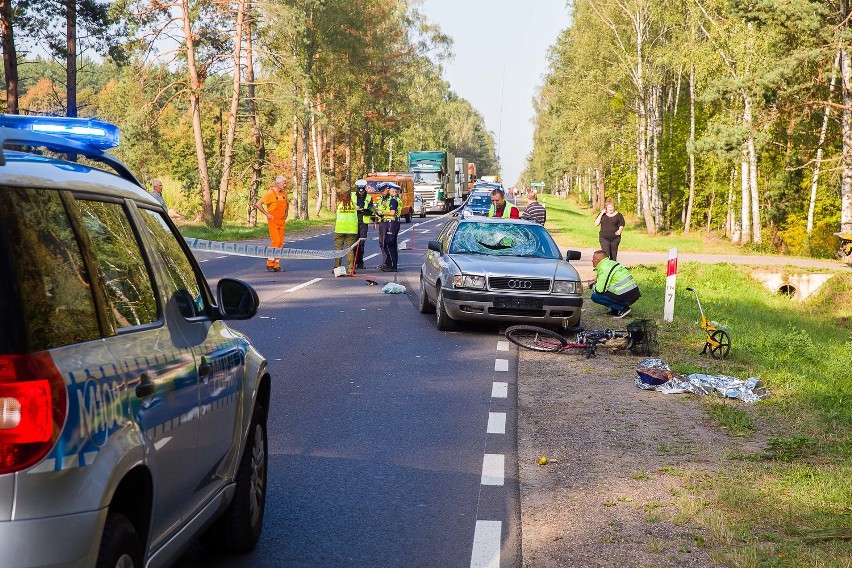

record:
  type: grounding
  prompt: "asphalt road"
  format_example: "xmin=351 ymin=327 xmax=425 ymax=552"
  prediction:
xmin=175 ymin=216 xmax=522 ymax=567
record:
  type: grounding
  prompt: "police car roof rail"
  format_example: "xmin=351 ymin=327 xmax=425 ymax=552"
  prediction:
xmin=0 ymin=127 xmax=142 ymax=188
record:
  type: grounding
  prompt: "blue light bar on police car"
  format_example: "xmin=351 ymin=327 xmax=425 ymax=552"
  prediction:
xmin=0 ymin=115 xmax=120 ymax=150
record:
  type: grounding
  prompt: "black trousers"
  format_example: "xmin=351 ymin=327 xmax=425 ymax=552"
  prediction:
xmin=379 ymin=220 xmax=400 ymax=269
xmin=599 ymin=236 xmax=621 ymax=261
xmin=356 ymin=222 xmax=368 ymax=267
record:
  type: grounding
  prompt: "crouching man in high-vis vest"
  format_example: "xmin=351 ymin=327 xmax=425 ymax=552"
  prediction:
xmin=587 ymin=250 xmax=640 ymax=318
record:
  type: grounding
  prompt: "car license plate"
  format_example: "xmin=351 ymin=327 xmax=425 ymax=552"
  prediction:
xmin=494 ymin=297 xmax=543 ymax=310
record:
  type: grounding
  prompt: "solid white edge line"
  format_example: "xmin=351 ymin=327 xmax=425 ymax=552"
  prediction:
xmin=284 ymin=277 xmax=323 ymax=294
xmin=487 ymin=412 xmax=506 ymax=435
xmin=470 ymin=520 xmax=501 ymax=568
xmin=496 ymin=340 xmax=509 ymax=351
xmin=494 ymin=359 xmax=509 ymax=372
xmin=491 ymin=382 xmax=508 ymax=398
xmin=481 ymin=454 xmax=505 ymax=486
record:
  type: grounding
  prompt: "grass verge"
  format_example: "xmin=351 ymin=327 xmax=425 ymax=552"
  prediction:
xmin=177 ymin=210 xmax=335 ymax=240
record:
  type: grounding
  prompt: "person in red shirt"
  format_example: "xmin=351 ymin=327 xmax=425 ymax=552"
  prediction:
xmin=487 ymin=188 xmax=520 ymax=218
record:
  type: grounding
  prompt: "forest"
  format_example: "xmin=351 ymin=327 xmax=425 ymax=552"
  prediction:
xmin=522 ymin=0 xmax=852 ymax=259
xmin=0 ymin=0 xmax=499 ymax=226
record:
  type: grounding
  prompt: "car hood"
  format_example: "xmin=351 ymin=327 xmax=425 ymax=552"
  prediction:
xmin=448 ymin=254 xmax=580 ymax=280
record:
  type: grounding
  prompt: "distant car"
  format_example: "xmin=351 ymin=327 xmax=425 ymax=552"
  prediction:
xmin=413 ymin=193 xmax=426 ymax=218
xmin=462 ymin=190 xmax=492 ymax=217
xmin=0 ymin=115 xmax=270 ymax=568
xmin=418 ymin=217 xmax=584 ymax=330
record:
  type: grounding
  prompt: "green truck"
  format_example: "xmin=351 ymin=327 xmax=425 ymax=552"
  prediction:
xmin=407 ymin=151 xmax=458 ymax=213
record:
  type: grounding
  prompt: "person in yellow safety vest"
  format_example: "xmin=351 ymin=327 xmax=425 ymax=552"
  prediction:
xmin=587 ymin=250 xmax=641 ymax=318
xmin=333 ymin=190 xmax=359 ymax=276
xmin=487 ymin=188 xmax=520 ymax=218
xmin=376 ymin=182 xmax=401 ymax=272
xmin=354 ymin=179 xmax=371 ymax=269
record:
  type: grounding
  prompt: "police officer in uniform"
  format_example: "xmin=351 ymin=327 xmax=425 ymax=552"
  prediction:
xmin=354 ymin=179 xmax=371 ymax=269
xmin=376 ymin=182 xmax=401 ymax=272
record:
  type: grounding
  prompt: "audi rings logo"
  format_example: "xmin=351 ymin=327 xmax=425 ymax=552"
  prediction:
xmin=507 ymin=279 xmax=532 ymax=289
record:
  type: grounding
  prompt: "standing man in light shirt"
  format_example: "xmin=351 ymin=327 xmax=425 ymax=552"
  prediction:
xmin=520 ymin=190 xmax=547 ymax=225
xmin=150 ymin=179 xmax=166 ymax=208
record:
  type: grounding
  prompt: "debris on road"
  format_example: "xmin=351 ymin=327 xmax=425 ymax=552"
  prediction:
xmin=382 ymin=282 xmax=406 ymax=294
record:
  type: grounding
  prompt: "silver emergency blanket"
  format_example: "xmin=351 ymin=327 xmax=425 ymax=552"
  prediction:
xmin=635 ymin=358 xmax=769 ymax=403
xmin=185 ymin=237 xmax=364 ymax=260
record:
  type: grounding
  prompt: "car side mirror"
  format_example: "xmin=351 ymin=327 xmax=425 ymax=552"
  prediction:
xmin=565 ymin=250 xmax=581 ymax=261
xmin=216 ymin=278 xmax=259 ymax=320
xmin=428 ymin=240 xmax=443 ymax=254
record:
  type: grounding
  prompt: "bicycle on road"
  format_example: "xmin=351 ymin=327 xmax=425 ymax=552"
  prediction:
xmin=505 ymin=319 xmax=658 ymax=358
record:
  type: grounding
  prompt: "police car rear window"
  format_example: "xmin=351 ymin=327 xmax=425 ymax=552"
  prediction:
xmin=0 ymin=187 xmax=101 ymax=352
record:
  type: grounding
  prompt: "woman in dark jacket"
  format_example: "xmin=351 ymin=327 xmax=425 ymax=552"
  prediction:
xmin=594 ymin=198 xmax=625 ymax=261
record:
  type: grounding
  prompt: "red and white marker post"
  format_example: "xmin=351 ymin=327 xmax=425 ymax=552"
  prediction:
xmin=663 ymin=247 xmax=678 ymax=322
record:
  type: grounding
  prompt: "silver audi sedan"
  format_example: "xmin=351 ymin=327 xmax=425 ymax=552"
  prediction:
xmin=418 ymin=217 xmax=584 ymax=330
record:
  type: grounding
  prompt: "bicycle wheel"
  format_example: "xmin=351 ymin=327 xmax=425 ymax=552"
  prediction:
xmin=505 ymin=325 xmax=567 ymax=352
xmin=709 ymin=329 xmax=731 ymax=359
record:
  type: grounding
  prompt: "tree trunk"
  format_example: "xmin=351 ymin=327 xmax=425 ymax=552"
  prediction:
xmin=181 ymin=0 xmax=214 ymax=224
xmin=345 ymin=113 xmax=352 ymax=187
xmin=311 ymin=100 xmax=323 ymax=216
xmin=651 ymin=86 xmax=663 ymax=230
xmin=245 ymin=5 xmax=264 ymax=227
xmin=726 ymin=168 xmax=735 ymax=238
xmin=842 ymin=3 xmax=852 ymax=234
xmin=0 ymin=0 xmax=19 ymax=114
xmin=329 ymin=132 xmax=337 ymax=209
xmin=65 ymin=0 xmax=76 ymax=117
xmin=685 ymin=64 xmax=696 ymax=233
xmin=299 ymin=97 xmax=311 ymax=220
xmin=637 ymin=95 xmax=655 ymax=234
xmin=739 ymin=147 xmax=750 ymax=244
xmin=214 ymin=0 xmax=246 ymax=228
xmin=292 ymin=108 xmax=299 ymax=213
xmin=808 ymin=49 xmax=840 ymax=234
xmin=361 ymin=117 xmax=369 ymax=173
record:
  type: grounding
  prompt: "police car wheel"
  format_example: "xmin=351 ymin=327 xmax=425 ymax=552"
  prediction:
xmin=435 ymin=287 xmax=457 ymax=331
xmin=201 ymin=405 xmax=268 ymax=552
xmin=96 ymin=513 xmax=143 ymax=568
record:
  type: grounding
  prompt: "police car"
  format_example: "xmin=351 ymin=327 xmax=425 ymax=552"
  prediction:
xmin=0 ymin=115 xmax=270 ymax=567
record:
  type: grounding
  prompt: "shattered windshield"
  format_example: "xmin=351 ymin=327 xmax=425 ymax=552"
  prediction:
xmin=449 ymin=222 xmax=561 ymax=259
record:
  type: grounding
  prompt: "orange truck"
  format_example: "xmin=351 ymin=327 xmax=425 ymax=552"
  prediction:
xmin=364 ymin=172 xmax=415 ymax=222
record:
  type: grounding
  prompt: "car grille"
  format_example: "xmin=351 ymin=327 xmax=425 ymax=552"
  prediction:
xmin=488 ymin=277 xmax=551 ymax=292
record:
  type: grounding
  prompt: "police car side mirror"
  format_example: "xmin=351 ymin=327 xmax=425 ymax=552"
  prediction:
xmin=216 ymin=278 xmax=259 ymax=320
xmin=428 ymin=240 xmax=443 ymax=254
xmin=565 ymin=250 xmax=581 ymax=261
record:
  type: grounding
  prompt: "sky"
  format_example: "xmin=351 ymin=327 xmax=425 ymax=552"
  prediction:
xmin=421 ymin=0 xmax=571 ymax=187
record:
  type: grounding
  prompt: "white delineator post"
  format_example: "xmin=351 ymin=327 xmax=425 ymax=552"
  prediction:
xmin=664 ymin=247 xmax=678 ymax=322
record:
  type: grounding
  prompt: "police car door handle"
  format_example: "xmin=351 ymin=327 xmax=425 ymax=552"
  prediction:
xmin=135 ymin=372 xmax=156 ymax=398
xmin=198 ymin=357 xmax=212 ymax=381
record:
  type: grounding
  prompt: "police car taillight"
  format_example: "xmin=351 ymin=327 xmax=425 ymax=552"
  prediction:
xmin=0 ymin=353 xmax=67 ymax=475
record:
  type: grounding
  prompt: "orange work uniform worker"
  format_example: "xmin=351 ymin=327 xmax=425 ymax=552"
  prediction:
xmin=254 ymin=175 xmax=290 ymax=272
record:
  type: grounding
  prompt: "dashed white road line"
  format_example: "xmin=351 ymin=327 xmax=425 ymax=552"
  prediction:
xmin=487 ymin=412 xmax=506 ymax=434
xmin=494 ymin=359 xmax=509 ymax=372
xmin=365 ymin=253 xmax=379 ymax=260
xmin=496 ymin=340 xmax=509 ymax=351
xmin=470 ymin=520 xmax=501 ymax=568
xmin=283 ymin=277 xmax=323 ymax=294
xmin=491 ymin=382 xmax=507 ymax=398
xmin=480 ymin=454 xmax=505 ymax=486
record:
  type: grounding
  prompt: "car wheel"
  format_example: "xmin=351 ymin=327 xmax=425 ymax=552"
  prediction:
xmin=201 ymin=405 xmax=267 ymax=552
xmin=96 ymin=513 xmax=143 ymax=568
xmin=418 ymin=276 xmax=435 ymax=314
xmin=420 ymin=211 xmax=426 ymax=218
xmin=435 ymin=287 xmax=456 ymax=331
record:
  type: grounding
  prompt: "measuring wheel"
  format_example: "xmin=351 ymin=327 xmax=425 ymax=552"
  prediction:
xmin=705 ymin=329 xmax=731 ymax=359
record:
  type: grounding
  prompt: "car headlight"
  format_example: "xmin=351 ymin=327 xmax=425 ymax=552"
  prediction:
xmin=552 ymin=280 xmax=581 ymax=294
xmin=453 ymin=274 xmax=486 ymax=289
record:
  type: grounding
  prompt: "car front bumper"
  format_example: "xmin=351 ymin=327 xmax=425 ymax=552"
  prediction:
xmin=442 ymin=288 xmax=582 ymax=328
